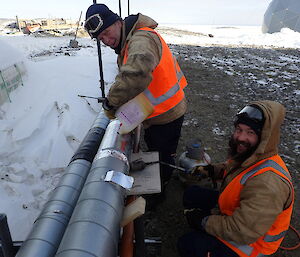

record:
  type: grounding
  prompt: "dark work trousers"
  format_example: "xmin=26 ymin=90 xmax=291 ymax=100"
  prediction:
xmin=144 ymin=115 xmax=184 ymax=188
xmin=177 ymin=186 xmax=238 ymax=257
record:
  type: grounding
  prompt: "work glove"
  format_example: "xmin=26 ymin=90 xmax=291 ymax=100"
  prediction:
xmin=104 ymin=109 xmax=116 ymax=120
xmin=191 ymin=164 xmax=214 ymax=178
xmin=184 ymin=208 xmax=210 ymax=230
xmin=102 ymin=98 xmax=116 ymax=119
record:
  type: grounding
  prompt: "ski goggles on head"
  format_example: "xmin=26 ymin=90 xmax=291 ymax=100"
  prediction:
xmin=84 ymin=14 xmax=103 ymax=37
xmin=236 ymin=105 xmax=264 ymax=124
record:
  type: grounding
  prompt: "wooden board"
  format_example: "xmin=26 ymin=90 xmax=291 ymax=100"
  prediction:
xmin=127 ymin=151 xmax=161 ymax=195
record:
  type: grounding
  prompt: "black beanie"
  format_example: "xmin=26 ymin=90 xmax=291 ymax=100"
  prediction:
xmin=85 ymin=4 xmax=122 ymax=38
xmin=234 ymin=115 xmax=263 ymax=136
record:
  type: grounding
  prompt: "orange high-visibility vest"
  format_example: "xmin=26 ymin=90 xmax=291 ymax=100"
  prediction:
xmin=218 ymin=155 xmax=294 ymax=257
xmin=123 ymin=27 xmax=187 ymax=119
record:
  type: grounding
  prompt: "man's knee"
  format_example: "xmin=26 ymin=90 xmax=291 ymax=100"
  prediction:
xmin=183 ymin=186 xmax=219 ymax=209
xmin=177 ymin=233 xmax=192 ymax=257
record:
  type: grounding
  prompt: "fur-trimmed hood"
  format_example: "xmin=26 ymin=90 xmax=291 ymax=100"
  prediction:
xmin=241 ymin=100 xmax=285 ymax=168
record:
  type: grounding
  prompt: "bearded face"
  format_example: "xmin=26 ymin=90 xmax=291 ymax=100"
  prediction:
xmin=228 ymin=124 xmax=260 ymax=162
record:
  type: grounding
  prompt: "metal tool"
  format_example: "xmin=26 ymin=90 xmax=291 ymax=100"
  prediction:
xmin=78 ymin=94 xmax=106 ymax=103
xmin=130 ymin=159 xmax=186 ymax=172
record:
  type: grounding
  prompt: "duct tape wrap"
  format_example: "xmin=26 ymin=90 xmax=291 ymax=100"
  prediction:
xmin=70 ymin=112 xmax=110 ymax=163
xmin=104 ymin=170 xmax=134 ymax=189
xmin=96 ymin=149 xmax=129 ymax=171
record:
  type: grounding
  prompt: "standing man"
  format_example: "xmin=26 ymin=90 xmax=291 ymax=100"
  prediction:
xmin=178 ymin=100 xmax=294 ymax=257
xmin=84 ymin=4 xmax=188 ymax=191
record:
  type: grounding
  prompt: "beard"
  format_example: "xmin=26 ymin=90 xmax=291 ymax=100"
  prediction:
xmin=228 ymin=135 xmax=259 ymax=163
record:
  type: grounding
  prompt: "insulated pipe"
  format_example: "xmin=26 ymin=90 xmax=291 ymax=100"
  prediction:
xmin=16 ymin=111 xmax=110 ymax=257
xmin=55 ymin=120 xmax=133 ymax=257
xmin=0 ymin=213 xmax=15 ymax=257
xmin=70 ymin=111 xmax=111 ymax=163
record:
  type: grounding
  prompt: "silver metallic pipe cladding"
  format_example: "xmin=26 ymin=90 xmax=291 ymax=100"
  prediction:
xmin=15 ymin=112 xmax=110 ymax=257
xmin=55 ymin=120 xmax=133 ymax=257
xmin=98 ymin=120 xmax=122 ymax=151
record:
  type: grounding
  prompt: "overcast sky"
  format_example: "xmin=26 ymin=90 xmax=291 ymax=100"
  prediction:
xmin=1 ymin=0 xmax=272 ymax=25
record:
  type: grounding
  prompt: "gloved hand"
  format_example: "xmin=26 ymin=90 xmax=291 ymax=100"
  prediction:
xmin=191 ymin=164 xmax=214 ymax=178
xmin=104 ymin=109 xmax=116 ymax=119
xmin=102 ymin=98 xmax=116 ymax=119
xmin=184 ymin=208 xmax=210 ymax=230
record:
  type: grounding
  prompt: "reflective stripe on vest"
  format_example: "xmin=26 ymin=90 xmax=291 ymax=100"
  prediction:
xmin=218 ymin=155 xmax=294 ymax=257
xmin=144 ymin=56 xmax=186 ymax=106
xmin=263 ymin=230 xmax=287 ymax=242
xmin=226 ymin=236 xmax=285 ymax=256
xmin=228 ymin=230 xmax=287 ymax=257
xmin=122 ymin=27 xmax=187 ymax=118
xmin=240 ymin=159 xmax=292 ymax=185
xmin=226 ymin=241 xmax=266 ymax=256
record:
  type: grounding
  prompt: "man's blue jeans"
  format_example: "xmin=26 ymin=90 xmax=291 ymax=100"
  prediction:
xmin=177 ymin=186 xmax=238 ymax=257
xmin=178 ymin=229 xmax=238 ymax=257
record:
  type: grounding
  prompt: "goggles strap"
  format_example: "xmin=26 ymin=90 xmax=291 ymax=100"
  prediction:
xmin=84 ymin=13 xmax=103 ymax=35
xmin=237 ymin=105 xmax=264 ymax=122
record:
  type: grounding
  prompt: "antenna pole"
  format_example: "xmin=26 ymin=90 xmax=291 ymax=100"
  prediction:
xmin=119 ymin=0 xmax=122 ymax=17
xmin=93 ymin=0 xmax=105 ymax=98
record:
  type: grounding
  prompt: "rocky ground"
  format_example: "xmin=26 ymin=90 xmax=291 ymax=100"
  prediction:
xmin=2 ymin=29 xmax=298 ymax=256
xmin=143 ymin=44 xmax=300 ymax=257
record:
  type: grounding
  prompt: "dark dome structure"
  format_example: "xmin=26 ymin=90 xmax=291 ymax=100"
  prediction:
xmin=262 ymin=0 xmax=300 ymax=33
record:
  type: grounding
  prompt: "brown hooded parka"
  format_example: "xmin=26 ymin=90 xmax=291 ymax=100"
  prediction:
xmin=205 ymin=100 xmax=294 ymax=245
xmin=107 ymin=14 xmax=187 ymax=128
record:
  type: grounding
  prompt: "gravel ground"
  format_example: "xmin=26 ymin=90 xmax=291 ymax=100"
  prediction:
xmin=3 ymin=32 xmax=298 ymax=256
xmin=143 ymin=44 xmax=300 ymax=257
